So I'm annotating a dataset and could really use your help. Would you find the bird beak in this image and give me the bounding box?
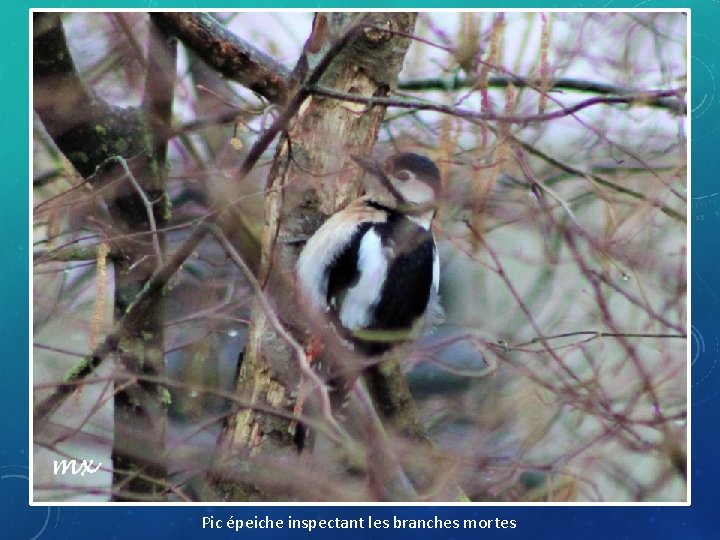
[351,155,385,178]
[351,154,405,203]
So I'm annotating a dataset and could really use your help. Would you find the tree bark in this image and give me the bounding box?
[151,12,291,104]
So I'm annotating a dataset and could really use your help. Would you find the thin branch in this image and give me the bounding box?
[465,220,588,394]
[398,76,686,114]
[310,84,685,125]
[508,330,686,350]
[111,13,149,69]
[33,245,112,263]
[590,270,686,334]
[111,156,164,268]
[351,382,418,501]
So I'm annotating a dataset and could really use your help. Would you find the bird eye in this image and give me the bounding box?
[395,170,411,182]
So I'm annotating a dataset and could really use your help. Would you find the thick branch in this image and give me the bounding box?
[110,18,178,502]
[143,21,177,167]
[33,13,148,179]
[151,12,292,104]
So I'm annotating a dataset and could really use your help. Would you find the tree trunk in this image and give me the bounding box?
[33,13,175,502]
[214,12,417,501]
[110,19,176,502]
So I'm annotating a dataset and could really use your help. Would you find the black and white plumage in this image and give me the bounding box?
[296,152,443,355]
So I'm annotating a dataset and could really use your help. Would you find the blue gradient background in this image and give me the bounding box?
[9,2,716,538]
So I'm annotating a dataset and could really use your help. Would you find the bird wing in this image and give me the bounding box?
[326,213,437,353]
[368,218,436,332]
[296,199,388,312]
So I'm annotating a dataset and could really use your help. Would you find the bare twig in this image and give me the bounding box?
[352,382,418,501]
[110,156,164,268]
[507,330,686,350]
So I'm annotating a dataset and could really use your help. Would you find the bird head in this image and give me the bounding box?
[352,152,441,217]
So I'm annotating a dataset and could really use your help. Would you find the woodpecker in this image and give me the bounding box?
[295,152,443,356]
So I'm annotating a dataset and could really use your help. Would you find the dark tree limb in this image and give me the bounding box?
[110,18,177,503]
[151,12,292,104]
[398,76,687,114]
[33,223,210,429]
[33,13,148,179]
[33,12,175,502]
